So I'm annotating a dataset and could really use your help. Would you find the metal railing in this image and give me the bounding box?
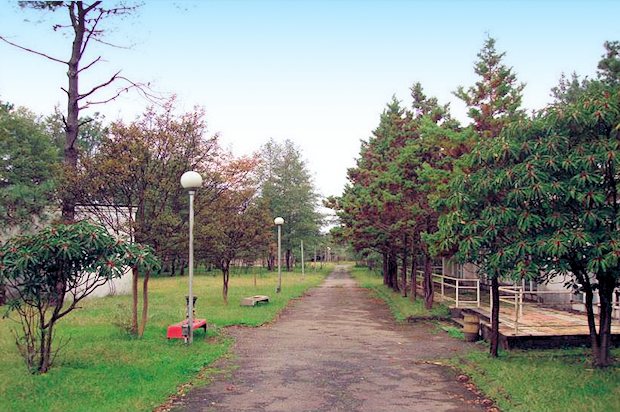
[494,285,620,334]
[494,286,523,334]
[415,270,480,308]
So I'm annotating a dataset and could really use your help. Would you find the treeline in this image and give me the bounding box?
[0,98,324,302]
[329,37,620,367]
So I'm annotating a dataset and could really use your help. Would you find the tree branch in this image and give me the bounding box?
[91,36,133,50]
[77,70,122,101]
[83,1,102,15]
[80,8,105,56]
[0,35,66,65]
[77,56,102,74]
[79,76,165,109]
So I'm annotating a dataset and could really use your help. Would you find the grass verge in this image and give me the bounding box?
[0,264,332,412]
[450,347,620,412]
[348,265,450,321]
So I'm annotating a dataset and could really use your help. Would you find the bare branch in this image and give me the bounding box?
[83,1,102,14]
[80,8,105,56]
[91,36,133,50]
[77,70,122,101]
[78,117,95,128]
[80,90,127,109]
[77,56,102,73]
[80,76,166,109]
[0,35,66,65]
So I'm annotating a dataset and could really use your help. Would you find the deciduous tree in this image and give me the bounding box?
[197,156,271,303]
[73,101,219,334]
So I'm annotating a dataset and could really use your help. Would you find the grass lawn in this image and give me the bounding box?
[451,347,620,412]
[0,264,332,412]
[349,265,450,321]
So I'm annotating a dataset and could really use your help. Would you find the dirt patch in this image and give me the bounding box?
[168,266,489,411]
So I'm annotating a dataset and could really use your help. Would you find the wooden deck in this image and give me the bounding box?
[451,302,620,349]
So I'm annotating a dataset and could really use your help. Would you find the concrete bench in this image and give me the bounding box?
[166,318,207,339]
[240,295,270,307]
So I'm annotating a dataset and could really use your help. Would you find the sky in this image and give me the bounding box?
[1,0,619,200]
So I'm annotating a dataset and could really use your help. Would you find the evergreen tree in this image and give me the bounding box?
[597,40,620,85]
[258,139,322,271]
[441,36,526,357]
[0,102,59,230]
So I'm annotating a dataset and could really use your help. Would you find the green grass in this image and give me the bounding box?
[450,348,620,412]
[349,265,450,321]
[0,265,332,412]
[440,324,465,340]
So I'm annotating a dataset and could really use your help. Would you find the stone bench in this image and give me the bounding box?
[240,295,270,307]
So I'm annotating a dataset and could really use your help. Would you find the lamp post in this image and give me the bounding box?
[181,170,202,344]
[274,217,284,293]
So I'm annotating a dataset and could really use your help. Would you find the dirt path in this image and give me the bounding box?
[171,266,486,412]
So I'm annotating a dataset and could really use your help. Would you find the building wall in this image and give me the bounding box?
[2,206,136,301]
[76,205,135,299]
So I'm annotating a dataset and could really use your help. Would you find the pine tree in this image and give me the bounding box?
[447,36,526,357]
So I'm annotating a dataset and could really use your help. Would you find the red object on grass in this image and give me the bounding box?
[166,319,207,339]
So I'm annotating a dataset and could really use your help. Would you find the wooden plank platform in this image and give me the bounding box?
[453,305,620,349]
[240,295,270,307]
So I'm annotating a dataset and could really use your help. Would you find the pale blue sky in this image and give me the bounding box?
[1,0,618,198]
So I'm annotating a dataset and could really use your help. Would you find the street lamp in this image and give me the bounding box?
[181,170,202,344]
[274,217,284,293]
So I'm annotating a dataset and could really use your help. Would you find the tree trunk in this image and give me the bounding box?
[388,252,399,292]
[382,252,389,285]
[38,326,47,373]
[222,261,230,305]
[490,276,500,357]
[0,283,5,305]
[131,266,139,335]
[595,275,615,367]
[39,319,55,373]
[411,251,417,301]
[401,234,408,297]
[267,253,274,271]
[61,3,88,223]
[423,253,433,309]
[138,270,150,337]
[285,249,292,271]
[574,267,600,363]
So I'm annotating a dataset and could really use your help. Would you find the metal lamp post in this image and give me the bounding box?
[181,170,203,344]
[274,217,284,293]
